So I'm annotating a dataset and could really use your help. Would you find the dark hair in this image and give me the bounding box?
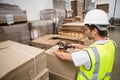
[85,24,107,37]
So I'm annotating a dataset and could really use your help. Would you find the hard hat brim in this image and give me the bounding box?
[95,24,107,31]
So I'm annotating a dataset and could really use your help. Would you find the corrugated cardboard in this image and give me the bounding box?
[0,23,30,45]
[31,34,93,51]
[61,22,84,32]
[0,40,47,80]
[49,71,75,80]
[45,45,78,80]
[31,35,60,50]
[77,0,83,17]
[0,48,33,78]
[32,68,49,80]
[53,0,66,10]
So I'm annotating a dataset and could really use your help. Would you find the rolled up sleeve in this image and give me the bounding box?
[72,50,90,67]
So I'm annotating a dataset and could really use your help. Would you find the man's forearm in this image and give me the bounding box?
[53,51,73,62]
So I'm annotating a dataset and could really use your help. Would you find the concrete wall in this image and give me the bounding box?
[0,0,53,21]
[95,0,120,19]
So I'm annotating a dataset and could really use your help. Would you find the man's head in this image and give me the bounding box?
[83,9,109,40]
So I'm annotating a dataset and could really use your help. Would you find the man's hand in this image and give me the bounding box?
[50,48,73,61]
[50,48,58,54]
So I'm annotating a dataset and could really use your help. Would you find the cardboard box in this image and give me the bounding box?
[77,0,83,17]
[0,40,47,80]
[0,23,30,45]
[49,71,76,80]
[32,68,49,80]
[45,45,78,80]
[0,43,34,80]
[7,40,47,74]
[31,35,60,50]
[53,0,66,10]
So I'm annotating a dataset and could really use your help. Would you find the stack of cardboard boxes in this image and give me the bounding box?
[58,22,85,38]
[31,35,60,50]
[0,40,48,80]
[0,23,30,45]
[0,3,30,45]
[0,3,27,25]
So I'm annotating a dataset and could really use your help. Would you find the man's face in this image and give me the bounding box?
[84,25,94,40]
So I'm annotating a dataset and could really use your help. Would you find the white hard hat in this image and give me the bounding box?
[84,9,109,25]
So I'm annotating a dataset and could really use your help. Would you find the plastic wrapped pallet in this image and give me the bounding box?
[0,40,47,80]
[53,0,66,10]
[29,20,54,39]
[53,0,72,10]
[84,0,95,11]
[56,9,66,23]
[40,9,66,34]
[40,9,65,23]
[40,9,56,20]
[0,3,27,25]
[53,0,73,18]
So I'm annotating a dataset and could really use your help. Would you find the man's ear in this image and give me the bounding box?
[93,28,98,34]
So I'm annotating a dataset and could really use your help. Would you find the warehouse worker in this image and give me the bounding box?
[51,9,116,80]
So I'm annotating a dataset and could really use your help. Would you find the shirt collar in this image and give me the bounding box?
[93,38,109,45]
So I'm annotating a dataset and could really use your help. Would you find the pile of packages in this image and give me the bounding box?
[0,3,27,25]
[0,40,48,80]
